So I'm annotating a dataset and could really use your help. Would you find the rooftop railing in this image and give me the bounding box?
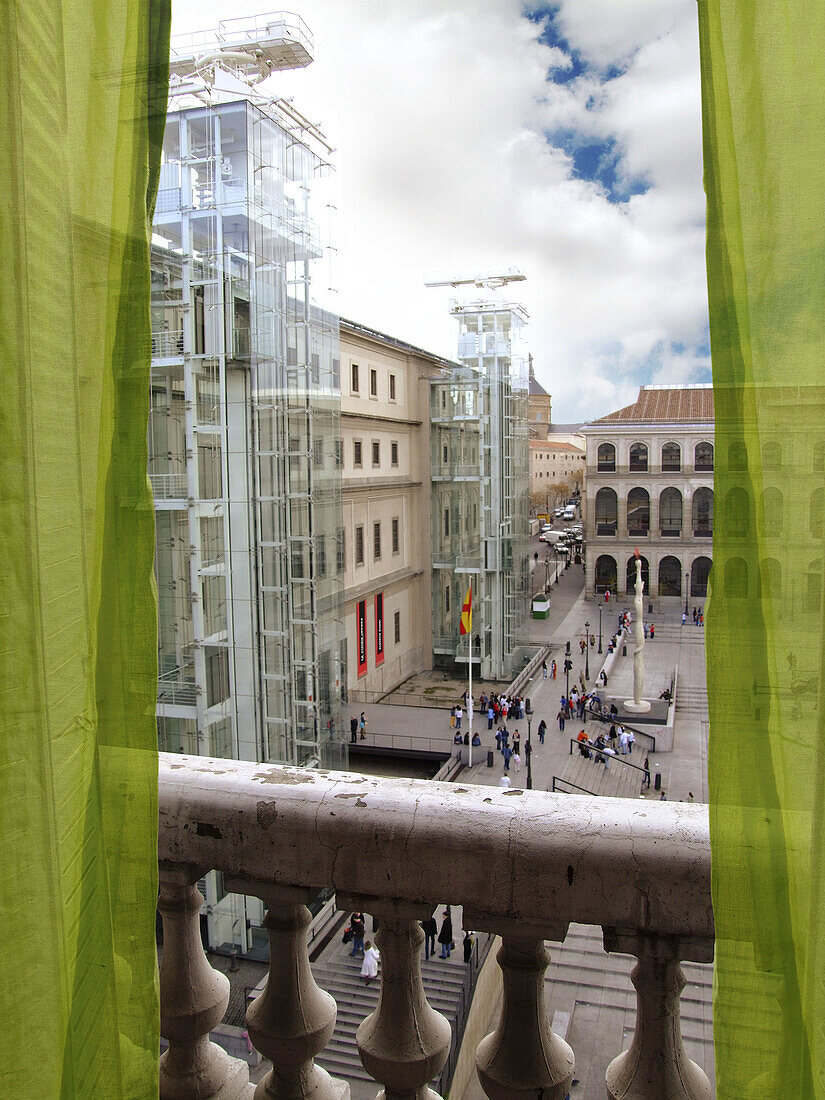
[158,753,714,1099]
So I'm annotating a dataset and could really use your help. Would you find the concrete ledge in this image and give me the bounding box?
[159,754,713,940]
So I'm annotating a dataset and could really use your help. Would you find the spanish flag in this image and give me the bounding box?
[459,581,472,636]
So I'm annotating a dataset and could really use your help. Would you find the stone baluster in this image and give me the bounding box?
[473,919,574,1100]
[226,880,349,1100]
[344,898,451,1100]
[603,930,713,1099]
[158,862,252,1099]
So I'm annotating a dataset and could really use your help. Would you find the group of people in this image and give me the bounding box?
[348,713,367,744]
[346,911,381,985]
[541,658,557,679]
[482,692,526,728]
[576,722,636,763]
[494,725,526,774]
[682,606,704,626]
[556,686,601,729]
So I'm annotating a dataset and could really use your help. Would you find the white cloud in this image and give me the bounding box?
[171,0,709,421]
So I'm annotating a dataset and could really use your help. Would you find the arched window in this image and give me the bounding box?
[762,442,781,471]
[629,442,648,472]
[595,487,618,536]
[728,441,748,471]
[695,442,714,471]
[660,487,683,537]
[693,488,713,537]
[595,555,617,594]
[661,442,681,472]
[627,488,650,536]
[691,556,712,597]
[724,557,748,598]
[810,488,825,538]
[626,555,649,595]
[725,488,749,538]
[597,442,616,472]
[761,487,783,535]
[759,558,782,599]
[658,556,682,596]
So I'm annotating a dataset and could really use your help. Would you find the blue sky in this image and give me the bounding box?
[173,0,711,422]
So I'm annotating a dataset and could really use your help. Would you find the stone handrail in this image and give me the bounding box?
[158,752,715,1099]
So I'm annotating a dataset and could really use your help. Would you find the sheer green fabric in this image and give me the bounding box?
[699,3,825,1096]
[0,2,169,1095]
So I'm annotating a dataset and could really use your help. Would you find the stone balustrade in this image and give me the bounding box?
[158,752,714,1099]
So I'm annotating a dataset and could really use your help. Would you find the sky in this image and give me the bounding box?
[171,0,711,422]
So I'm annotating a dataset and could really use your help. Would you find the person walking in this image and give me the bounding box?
[488,705,495,730]
[537,718,547,745]
[542,660,548,679]
[557,708,566,733]
[498,772,511,789]
[463,930,475,964]
[603,745,616,769]
[513,750,521,773]
[494,728,502,752]
[619,727,630,755]
[361,941,380,986]
[551,659,557,679]
[350,716,358,744]
[438,909,453,959]
[455,706,463,732]
[359,713,367,740]
[503,744,512,771]
[349,912,366,957]
[450,705,456,729]
[649,623,655,639]
[627,728,635,755]
[681,611,687,626]
[421,915,437,960]
[512,732,521,755]
[642,757,651,790]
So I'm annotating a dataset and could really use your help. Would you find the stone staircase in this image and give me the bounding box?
[557,748,643,798]
[312,947,470,1086]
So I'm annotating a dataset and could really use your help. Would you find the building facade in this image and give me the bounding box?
[528,360,552,436]
[530,439,586,506]
[582,385,714,600]
[431,301,531,680]
[149,16,345,953]
[339,320,455,698]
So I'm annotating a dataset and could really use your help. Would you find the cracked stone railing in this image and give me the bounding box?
[158,752,714,1100]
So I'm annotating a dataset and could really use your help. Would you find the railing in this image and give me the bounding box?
[434,932,495,1095]
[586,707,657,752]
[157,672,197,707]
[151,330,184,357]
[158,753,714,1100]
[150,472,188,500]
[569,737,648,773]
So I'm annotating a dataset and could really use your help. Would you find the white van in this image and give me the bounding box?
[563,505,576,521]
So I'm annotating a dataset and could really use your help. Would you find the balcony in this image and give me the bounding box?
[158,753,714,1100]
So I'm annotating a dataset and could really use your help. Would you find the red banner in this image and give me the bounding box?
[375,592,384,666]
[357,600,368,677]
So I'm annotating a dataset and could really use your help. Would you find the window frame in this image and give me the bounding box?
[353,439,363,468]
[355,524,364,566]
[369,368,378,398]
[373,520,381,560]
[372,440,380,467]
[351,362,359,393]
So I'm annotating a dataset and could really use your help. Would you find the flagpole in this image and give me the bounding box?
[468,614,473,767]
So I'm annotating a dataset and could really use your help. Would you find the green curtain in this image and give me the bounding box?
[0,2,169,1096]
[699,3,825,1096]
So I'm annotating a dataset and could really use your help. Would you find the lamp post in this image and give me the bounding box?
[598,604,603,654]
[685,571,690,616]
[526,715,533,790]
[565,640,571,702]
[584,621,590,681]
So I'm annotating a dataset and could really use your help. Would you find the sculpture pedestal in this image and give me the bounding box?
[623,699,651,714]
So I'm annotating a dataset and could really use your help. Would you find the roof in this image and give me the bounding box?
[590,386,714,425]
[530,440,584,453]
[340,317,460,371]
[529,374,550,398]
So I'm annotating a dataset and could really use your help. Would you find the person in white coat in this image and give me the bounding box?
[361,941,380,985]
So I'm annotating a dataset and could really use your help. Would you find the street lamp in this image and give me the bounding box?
[564,640,571,702]
[584,620,590,681]
[598,604,603,654]
[685,572,690,616]
[526,715,533,790]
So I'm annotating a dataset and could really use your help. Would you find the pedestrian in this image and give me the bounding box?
[438,908,453,958]
[699,610,704,626]
[557,709,566,732]
[512,732,521,755]
[421,915,437,959]
[349,912,365,956]
[619,727,630,755]
[681,612,687,626]
[643,623,648,639]
[542,660,548,679]
[551,659,557,679]
[627,729,635,755]
[359,713,367,740]
[513,751,521,773]
[350,716,358,744]
[503,745,512,771]
[450,705,456,728]
[499,772,511,789]
[361,941,380,985]
[605,588,610,603]
[649,624,654,639]
[455,706,463,731]
[463,930,475,964]
[488,705,495,729]
[642,757,651,790]
[603,745,616,769]
[537,718,547,745]
[580,638,586,655]
[495,728,502,752]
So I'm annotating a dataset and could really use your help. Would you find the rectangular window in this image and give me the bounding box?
[336,528,345,572]
[392,517,399,554]
[313,438,323,466]
[444,509,450,537]
[370,368,378,397]
[394,610,401,644]
[316,534,327,576]
[353,439,363,467]
[442,443,448,464]
[445,586,450,614]
[391,440,399,467]
[332,357,340,389]
[389,373,397,400]
[311,352,320,386]
[373,521,381,560]
[355,525,364,565]
[372,440,380,467]
[351,362,359,392]
[334,439,343,467]
[205,647,229,709]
